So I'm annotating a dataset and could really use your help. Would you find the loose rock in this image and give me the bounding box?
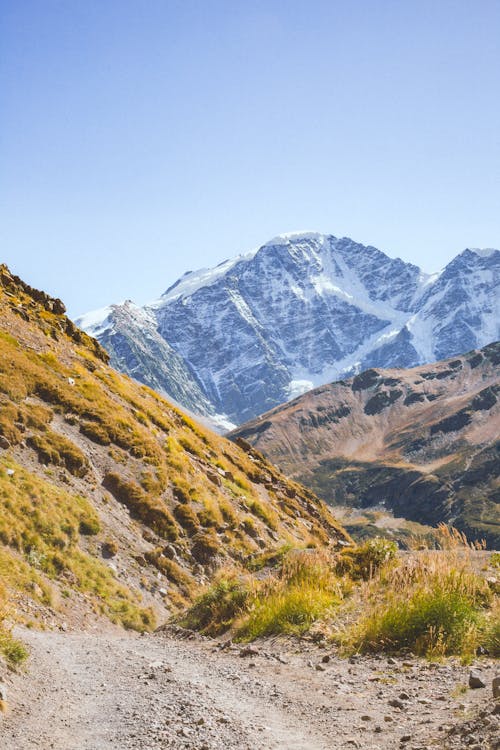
[469,670,486,689]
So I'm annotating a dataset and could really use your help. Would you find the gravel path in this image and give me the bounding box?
[1,628,498,749]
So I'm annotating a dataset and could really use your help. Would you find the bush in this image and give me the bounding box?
[238,549,344,640]
[179,575,252,636]
[344,537,492,659]
[348,578,482,657]
[335,537,397,580]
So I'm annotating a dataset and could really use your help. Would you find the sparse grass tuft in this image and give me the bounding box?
[0,580,28,667]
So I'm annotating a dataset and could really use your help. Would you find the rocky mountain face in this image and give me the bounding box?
[230,343,500,548]
[0,263,348,632]
[77,233,500,426]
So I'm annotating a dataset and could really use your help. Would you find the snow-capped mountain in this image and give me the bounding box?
[76,233,500,426]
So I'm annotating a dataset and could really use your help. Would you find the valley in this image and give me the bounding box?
[0,264,498,750]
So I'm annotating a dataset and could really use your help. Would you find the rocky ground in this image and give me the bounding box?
[0,626,498,750]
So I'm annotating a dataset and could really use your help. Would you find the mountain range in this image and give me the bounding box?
[77,232,500,426]
[231,343,500,547]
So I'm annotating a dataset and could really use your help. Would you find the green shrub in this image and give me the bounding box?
[344,545,492,658]
[179,575,251,636]
[336,537,398,580]
[237,585,338,641]
[238,549,343,641]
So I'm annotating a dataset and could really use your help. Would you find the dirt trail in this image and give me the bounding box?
[1,628,498,750]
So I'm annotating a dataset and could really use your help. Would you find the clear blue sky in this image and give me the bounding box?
[1,0,499,316]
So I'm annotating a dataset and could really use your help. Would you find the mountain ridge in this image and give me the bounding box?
[230,342,500,547]
[77,233,500,425]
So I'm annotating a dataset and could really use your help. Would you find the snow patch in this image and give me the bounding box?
[469,247,499,258]
[287,380,315,400]
[264,231,325,246]
[76,305,116,336]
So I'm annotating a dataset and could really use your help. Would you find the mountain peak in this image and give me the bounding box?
[77,232,500,425]
[467,247,499,258]
[263,231,327,246]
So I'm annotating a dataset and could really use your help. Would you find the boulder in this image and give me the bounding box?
[493,675,500,699]
[469,670,487,689]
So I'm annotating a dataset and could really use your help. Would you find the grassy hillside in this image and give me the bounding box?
[0,263,349,646]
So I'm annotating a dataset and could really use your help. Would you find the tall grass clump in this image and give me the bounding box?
[237,549,345,640]
[179,574,253,636]
[344,526,493,659]
[480,598,500,656]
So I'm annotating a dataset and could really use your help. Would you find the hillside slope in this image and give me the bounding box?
[231,344,500,547]
[0,263,348,639]
[78,233,499,425]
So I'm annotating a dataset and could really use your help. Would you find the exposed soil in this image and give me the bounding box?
[1,627,498,750]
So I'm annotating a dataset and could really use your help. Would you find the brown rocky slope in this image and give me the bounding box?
[231,344,500,547]
[0,263,349,637]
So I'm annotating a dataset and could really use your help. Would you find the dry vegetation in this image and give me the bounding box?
[180,527,499,660]
[0,263,349,640]
[0,457,155,631]
[0,578,28,669]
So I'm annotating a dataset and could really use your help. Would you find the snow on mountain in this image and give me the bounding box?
[77,234,500,427]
